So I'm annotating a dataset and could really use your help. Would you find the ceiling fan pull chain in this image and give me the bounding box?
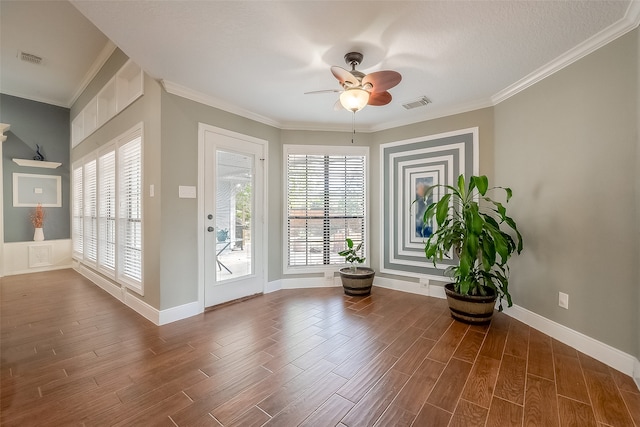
[351,112,356,144]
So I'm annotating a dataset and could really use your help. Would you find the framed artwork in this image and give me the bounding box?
[380,128,478,278]
[12,173,62,207]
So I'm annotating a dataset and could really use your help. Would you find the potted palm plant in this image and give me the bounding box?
[421,174,523,324]
[338,238,375,296]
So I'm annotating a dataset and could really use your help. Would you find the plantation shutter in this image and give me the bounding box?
[286,152,366,267]
[72,164,83,257]
[98,149,116,273]
[118,136,142,285]
[83,158,97,264]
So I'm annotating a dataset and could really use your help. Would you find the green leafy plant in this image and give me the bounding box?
[338,238,365,272]
[421,174,523,310]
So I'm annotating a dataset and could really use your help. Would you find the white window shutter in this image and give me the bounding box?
[118,136,142,285]
[98,149,116,273]
[72,165,84,257]
[83,158,97,264]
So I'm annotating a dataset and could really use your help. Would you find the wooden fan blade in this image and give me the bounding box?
[331,66,359,88]
[304,89,342,95]
[368,91,392,106]
[362,70,402,93]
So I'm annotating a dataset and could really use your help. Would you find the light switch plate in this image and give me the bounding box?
[178,185,196,199]
[559,292,569,309]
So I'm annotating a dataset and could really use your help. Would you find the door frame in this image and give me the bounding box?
[197,123,268,311]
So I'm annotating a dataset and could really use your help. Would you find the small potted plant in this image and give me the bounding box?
[338,238,375,296]
[31,203,45,241]
[421,174,523,323]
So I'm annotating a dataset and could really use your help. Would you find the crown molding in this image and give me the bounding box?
[161,80,282,129]
[68,40,117,108]
[492,4,640,105]
[0,89,69,108]
[369,98,494,133]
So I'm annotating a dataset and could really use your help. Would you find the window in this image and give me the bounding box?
[83,158,97,264]
[98,147,116,273]
[71,123,143,294]
[119,135,142,285]
[72,164,83,258]
[285,145,368,272]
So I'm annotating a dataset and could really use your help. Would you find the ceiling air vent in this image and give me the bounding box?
[19,51,43,65]
[402,96,431,110]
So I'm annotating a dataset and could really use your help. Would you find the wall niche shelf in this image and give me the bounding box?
[13,159,62,169]
[71,59,144,148]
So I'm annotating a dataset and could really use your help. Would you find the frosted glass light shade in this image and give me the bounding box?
[340,88,370,112]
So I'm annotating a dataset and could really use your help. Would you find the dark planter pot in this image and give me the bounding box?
[444,283,497,324]
[339,267,375,296]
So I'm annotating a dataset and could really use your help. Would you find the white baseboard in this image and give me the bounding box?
[503,303,639,380]
[75,263,158,324]
[265,279,282,293]
[76,263,203,326]
[158,301,202,325]
[373,275,447,299]
[76,263,122,301]
[125,292,161,325]
[277,276,342,290]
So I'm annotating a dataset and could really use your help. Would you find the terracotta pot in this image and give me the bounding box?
[444,283,497,324]
[339,267,375,296]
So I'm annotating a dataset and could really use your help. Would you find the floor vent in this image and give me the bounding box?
[402,96,431,110]
[19,51,43,65]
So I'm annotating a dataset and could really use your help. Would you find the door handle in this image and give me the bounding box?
[207,226,214,232]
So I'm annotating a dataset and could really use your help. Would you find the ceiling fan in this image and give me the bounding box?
[307,52,402,113]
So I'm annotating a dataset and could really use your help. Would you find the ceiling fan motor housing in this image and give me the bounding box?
[344,52,364,67]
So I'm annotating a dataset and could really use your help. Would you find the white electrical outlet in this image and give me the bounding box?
[559,292,569,309]
[419,278,429,289]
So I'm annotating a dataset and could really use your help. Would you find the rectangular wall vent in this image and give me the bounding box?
[19,51,43,65]
[402,96,432,110]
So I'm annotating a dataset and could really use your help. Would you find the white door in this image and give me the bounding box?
[203,128,265,307]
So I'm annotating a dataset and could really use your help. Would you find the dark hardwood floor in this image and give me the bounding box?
[1,269,639,426]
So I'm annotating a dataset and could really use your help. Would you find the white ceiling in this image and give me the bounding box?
[2,1,639,132]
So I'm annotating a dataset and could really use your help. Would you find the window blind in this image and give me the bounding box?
[98,149,116,273]
[286,152,366,267]
[119,136,142,284]
[72,165,83,257]
[83,158,97,264]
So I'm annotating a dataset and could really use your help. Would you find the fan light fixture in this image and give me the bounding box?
[339,88,370,112]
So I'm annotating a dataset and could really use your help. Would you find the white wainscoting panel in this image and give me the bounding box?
[3,239,72,276]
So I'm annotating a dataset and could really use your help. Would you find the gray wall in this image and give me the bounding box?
[494,29,639,357]
[158,91,281,309]
[1,94,70,242]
